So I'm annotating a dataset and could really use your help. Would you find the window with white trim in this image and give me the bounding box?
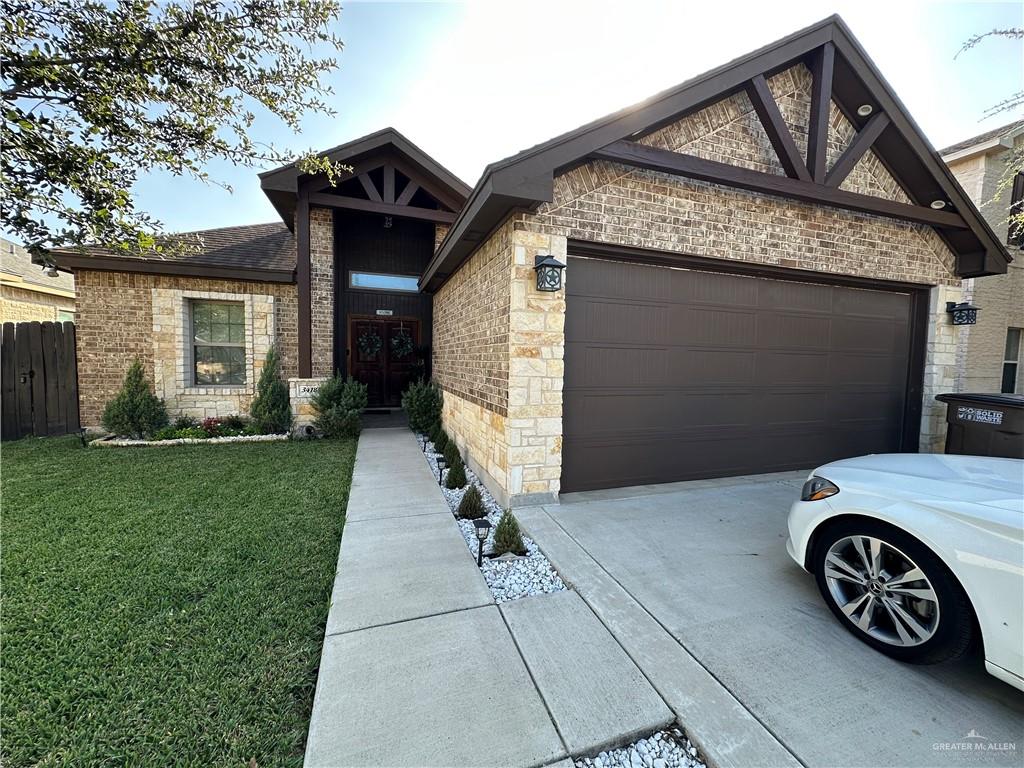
[1002,328,1022,394]
[191,300,245,385]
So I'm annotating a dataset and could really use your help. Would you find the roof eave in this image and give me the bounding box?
[49,251,296,284]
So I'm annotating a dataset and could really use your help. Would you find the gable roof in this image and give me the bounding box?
[940,120,1024,160]
[50,222,295,283]
[260,127,471,227]
[2,237,75,293]
[422,14,1011,290]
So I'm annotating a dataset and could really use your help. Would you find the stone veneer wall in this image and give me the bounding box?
[74,270,297,426]
[434,64,970,501]
[0,284,75,323]
[310,207,335,377]
[151,287,275,420]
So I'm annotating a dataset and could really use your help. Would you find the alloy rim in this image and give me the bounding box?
[824,535,940,647]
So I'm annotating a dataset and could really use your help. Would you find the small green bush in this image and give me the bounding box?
[444,457,467,489]
[402,380,442,434]
[101,359,169,438]
[443,439,461,467]
[173,414,199,430]
[457,484,486,519]
[151,426,179,441]
[492,510,526,557]
[221,414,247,430]
[250,346,291,434]
[315,406,362,439]
[177,427,209,440]
[433,429,449,454]
[312,375,367,438]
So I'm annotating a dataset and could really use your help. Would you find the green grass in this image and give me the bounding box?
[1,436,356,767]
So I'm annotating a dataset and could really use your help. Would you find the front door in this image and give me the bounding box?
[348,317,420,407]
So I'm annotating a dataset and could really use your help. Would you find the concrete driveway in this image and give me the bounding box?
[531,472,1024,768]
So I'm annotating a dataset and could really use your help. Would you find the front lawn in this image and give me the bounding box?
[1,436,356,767]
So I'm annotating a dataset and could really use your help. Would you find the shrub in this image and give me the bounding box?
[176,426,209,440]
[432,429,449,454]
[444,457,467,489]
[315,406,362,439]
[173,414,199,430]
[101,359,169,438]
[402,380,442,434]
[249,345,292,434]
[201,417,222,437]
[312,375,367,438]
[221,414,247,430]
[457,484,486,519]
[492,510,526,557]
[443,439,461,467]
[151,426,179,441]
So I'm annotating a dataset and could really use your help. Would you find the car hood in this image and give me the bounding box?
[812,454,1024,512]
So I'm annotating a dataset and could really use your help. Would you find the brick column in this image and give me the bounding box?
[309,207,335,377]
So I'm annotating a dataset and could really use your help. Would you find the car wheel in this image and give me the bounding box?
[811,518,974,664]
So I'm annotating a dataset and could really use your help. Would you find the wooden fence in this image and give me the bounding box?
[1,321,80,441]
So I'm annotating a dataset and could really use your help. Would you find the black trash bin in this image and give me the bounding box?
[935,393,1024,459]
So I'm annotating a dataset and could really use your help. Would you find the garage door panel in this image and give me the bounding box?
[757,312,832,348]
[563,255,917,492]
[565,391,760,434]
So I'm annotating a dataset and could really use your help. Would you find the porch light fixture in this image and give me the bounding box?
[857,104,873,117]
[534,254,566,292]
[473,518,492,567]
[946,301,979,326]
[930,200,947,210]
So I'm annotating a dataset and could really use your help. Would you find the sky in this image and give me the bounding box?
[23,0,1024,239]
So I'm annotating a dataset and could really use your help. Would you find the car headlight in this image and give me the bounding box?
[801,476,839,501]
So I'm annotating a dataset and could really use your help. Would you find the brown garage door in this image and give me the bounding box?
[563,255,921,492]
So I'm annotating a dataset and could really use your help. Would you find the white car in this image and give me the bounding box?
[786,453,1024,691]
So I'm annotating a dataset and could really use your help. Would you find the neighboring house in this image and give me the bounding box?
[51,16,1010,506]
[1,237,76,324]
[940,121,1024,394]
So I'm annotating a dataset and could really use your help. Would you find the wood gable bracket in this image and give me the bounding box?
[304,159,459,225]
[592,44,965,231]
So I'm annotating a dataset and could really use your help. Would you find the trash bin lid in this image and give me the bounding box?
[936,392,1024,408]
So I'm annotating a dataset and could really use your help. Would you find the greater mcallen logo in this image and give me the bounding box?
[933,729,1018,753]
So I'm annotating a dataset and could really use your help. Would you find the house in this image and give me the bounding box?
[51,15,1011,506]
[940,121,1024,394]
[1,237,75,324]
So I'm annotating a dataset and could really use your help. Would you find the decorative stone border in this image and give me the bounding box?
[416,432,566,602]
[90,433,289,448]
[574,727,705,768]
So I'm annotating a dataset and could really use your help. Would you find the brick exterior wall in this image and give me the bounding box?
[0,284,75,323]
[947,138,1024,394]
[434,63,967,503]
[310,207,335,377]
[75,270,297,427]
[432,219,513,415]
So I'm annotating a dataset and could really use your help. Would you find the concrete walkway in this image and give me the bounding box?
[305,429,680,767]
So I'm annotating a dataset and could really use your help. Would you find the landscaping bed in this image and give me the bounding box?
[575,727,706,768]
[1,435,356,767]
[417,433,566,602]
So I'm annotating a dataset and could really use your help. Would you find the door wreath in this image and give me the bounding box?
[357,330,383,358]
[390,329,414,359]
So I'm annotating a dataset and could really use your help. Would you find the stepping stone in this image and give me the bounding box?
[306,606,566,767]
[500,589,674,755]
[327,513,492,634]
